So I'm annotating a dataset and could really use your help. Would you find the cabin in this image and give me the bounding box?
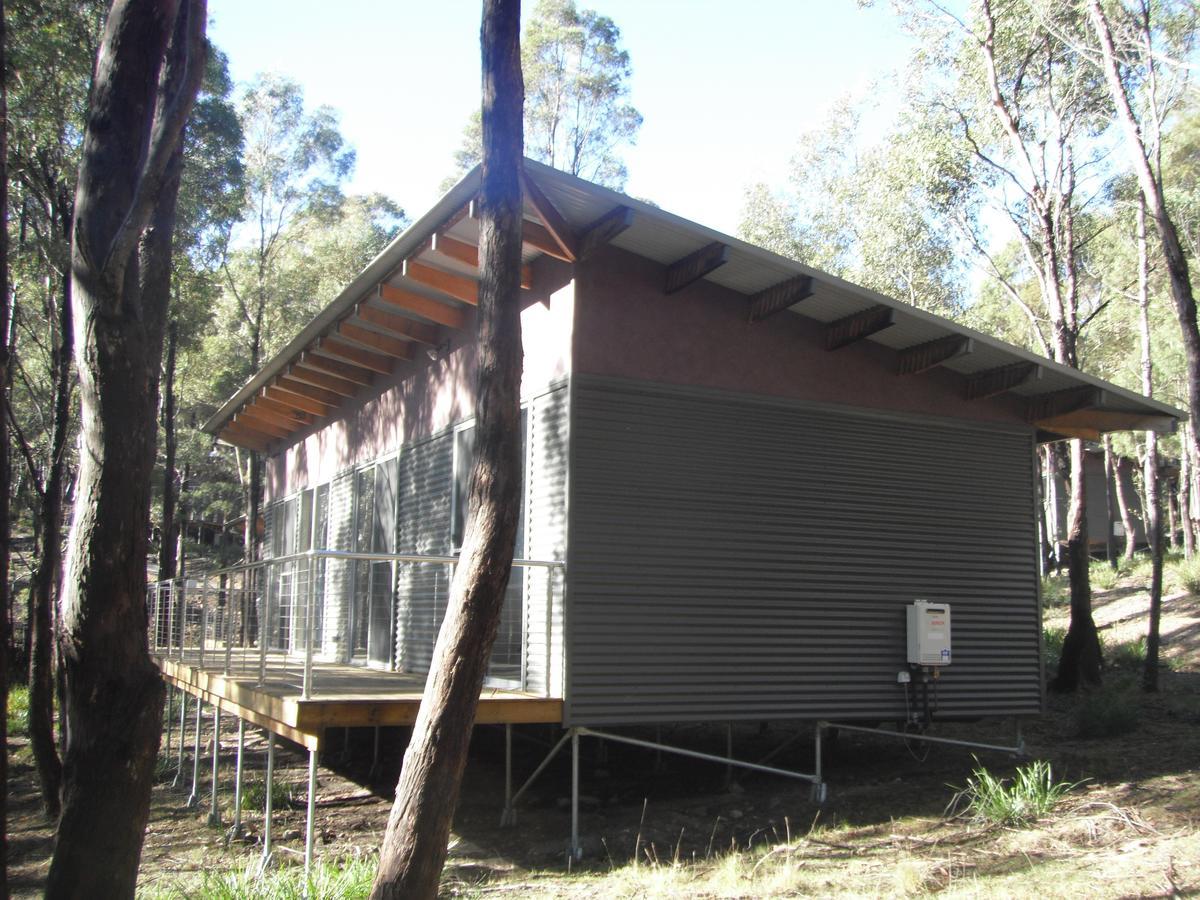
[154,160,1178,865]
[201,157,1181,722]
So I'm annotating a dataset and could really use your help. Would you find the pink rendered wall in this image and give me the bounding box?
[265,258,575,501]
[571,245,1028,427]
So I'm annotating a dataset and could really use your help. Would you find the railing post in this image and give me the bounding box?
[302,551,316,699]
[258,562,270,687]
[198,605,207,670]
[168,582,178,659]
[545,565,554,698]
[224,574,233,675]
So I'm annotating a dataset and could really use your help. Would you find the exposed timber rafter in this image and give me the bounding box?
[896,335,974,376]
[824,305,895,351]
[220,425,270,452]
[338,321,415,360]
[273,376,344,409]
[318,338,394,376]
[377,283,468,329]
[426,233,533,289]
[233,411,292,439]
[301,350,374,386]
[520,167,578,261]
[747,275,813,323]
[287,363,360,397]
[665,242,730,295]
[1026,386,1106,423]
[402,259,479,305]
[965,362,1041,401]
[355,304,439,345]
[579,206,635,260]
[261,385,333,418]
[251,394,316,425]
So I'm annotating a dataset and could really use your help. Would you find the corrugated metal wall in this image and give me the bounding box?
[565,377,1041,726]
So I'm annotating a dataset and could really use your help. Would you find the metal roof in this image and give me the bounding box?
[204,159,1181,450]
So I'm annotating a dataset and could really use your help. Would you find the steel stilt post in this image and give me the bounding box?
[187,698,203,807]
[369,726,381,781]
[811,722,827,804]
[173,691,188,788]
[165,683,174,763]
[230,718,245,839]
[505,723,513,811]
[304,746,319,881]
[260,732,275,872]
[208,705,222,826]
[570,729,581,861]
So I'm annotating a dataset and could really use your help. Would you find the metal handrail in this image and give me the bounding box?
[147,548,564,700]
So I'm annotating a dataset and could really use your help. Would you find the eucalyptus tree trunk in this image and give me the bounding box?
[1089,0,1200,496]
[29,268,72,821]
[47,2,206,895]
[1103,435,1136,563]
[1055,438,1102,691]
[1182,424,1197,559]
[370,1,524,895]
[1112,458,1137,563]
[0,0,11,890]
[1136,201,1166,692]
[159,321,179,580]
[1103,437,1118,568]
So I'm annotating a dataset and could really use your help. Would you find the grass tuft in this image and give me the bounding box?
[149,855,376,899]
[1074,681,1140,738]
[7,684,29,738]
[1043,626,1066,677]
[951,760,1076,826]
[240,777,295,811]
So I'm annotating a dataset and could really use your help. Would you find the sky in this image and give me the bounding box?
[208,1,919,235]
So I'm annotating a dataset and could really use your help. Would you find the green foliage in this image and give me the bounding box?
[1169,555,1200,596]
[239,777,294,812]
[1042,626,1066,675]
[7,685,30,738]
[1041,574,1069,608]
[450,0,641,188]
[1090,560,1125,592]
[1107,636,1147,671]
[952,760,1076,826]
[1074,681,1140,739]
[739,93,967,318]
[151,855,376,899]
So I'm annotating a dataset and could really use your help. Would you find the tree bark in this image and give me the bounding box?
[1054,438,1103,691]
[0,0,11,889]
[1088,0,1200,491]
[47,3,205,896]
[28,270,72,821]
[1180,432,1195,558]
[370,1,524,896]
[1109,450,1137,563]
[1137,200,1166,691]
[159,321,178,580]
[1103,437,1118,568]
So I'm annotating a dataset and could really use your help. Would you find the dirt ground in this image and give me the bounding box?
[6,571,1200,898]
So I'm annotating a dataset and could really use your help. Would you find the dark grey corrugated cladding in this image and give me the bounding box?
[564,377,1040,727]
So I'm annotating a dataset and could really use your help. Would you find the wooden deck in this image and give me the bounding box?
[155,652,564,750]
